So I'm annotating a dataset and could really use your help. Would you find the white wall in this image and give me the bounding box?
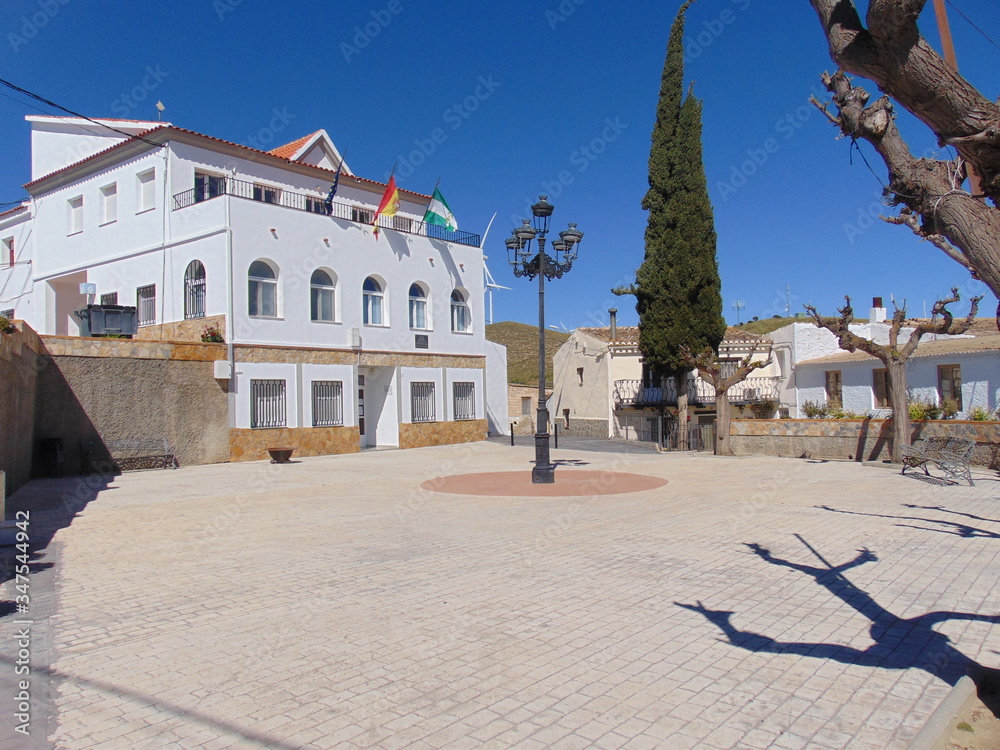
[796,350,1000,415]
[484,340,509,434]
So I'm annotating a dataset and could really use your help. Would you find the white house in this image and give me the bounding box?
[767,301,999,418]
[0,115,507,459]
[550,310,780,446]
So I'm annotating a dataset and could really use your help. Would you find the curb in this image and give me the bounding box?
[909,675,977,750]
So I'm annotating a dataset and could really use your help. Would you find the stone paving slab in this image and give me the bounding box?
[2,442,1000,749]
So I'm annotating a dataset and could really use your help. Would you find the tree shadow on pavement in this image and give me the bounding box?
[814,503,1000,539]
[677,535,1000,686]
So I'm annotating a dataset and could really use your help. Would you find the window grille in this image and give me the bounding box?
[251,379,286,428]
[136,284,156,326]
[184,260,206,319]
[100,292,118,306]
[411,382,436,423]
[312,381,344,427]
[453,382,475,420]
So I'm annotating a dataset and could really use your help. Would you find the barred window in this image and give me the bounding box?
[136,284,156,326]
[251,379,286,428]
[184,260,206,319]
[100,292,118,306]
[312,381,344,427]
[411,382,436,423]
[453,382,475,420]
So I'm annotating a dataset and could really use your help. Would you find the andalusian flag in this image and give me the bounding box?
[372,174,400,239]
[423,186,458,231]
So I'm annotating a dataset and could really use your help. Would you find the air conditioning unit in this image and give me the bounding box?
[75,304,138,337]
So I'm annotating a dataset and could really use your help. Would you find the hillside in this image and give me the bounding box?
[486,322,570,386]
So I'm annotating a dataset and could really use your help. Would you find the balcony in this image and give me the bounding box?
[172,177,482,247]
[613,376,780,408]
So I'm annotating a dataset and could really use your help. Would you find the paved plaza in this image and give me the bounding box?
[3,440,1000,749]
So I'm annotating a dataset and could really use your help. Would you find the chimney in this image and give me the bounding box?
[609,308,617,340]
[870,296,886,323]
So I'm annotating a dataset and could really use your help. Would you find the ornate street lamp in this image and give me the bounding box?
[506,196,583,483]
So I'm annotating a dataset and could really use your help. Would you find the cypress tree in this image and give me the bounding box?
[623,0,725,441]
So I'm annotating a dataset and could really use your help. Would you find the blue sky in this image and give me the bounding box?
[1,0,997,329]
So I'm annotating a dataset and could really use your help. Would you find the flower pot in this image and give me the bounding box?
[268,447,295,464]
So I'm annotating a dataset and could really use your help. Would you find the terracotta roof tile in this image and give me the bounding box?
[0,205,28,219]
[268,131,320,160]
[798,334,1000,365]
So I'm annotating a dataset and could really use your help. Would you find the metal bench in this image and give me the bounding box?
[900,436,975,486]
[106,438,178,472]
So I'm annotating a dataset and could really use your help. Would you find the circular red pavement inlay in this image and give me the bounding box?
[420,470,668,497]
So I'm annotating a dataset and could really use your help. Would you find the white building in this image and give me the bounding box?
[550,310,781,446]
[0,116,507,458]
[767,302,1000,418]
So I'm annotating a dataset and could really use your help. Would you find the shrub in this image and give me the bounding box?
[201,325,225,343]
[909,399,942,421]
[940,397,960,419]
[0,314,16,334]
[802,400,828,418]
[969,405,998,422]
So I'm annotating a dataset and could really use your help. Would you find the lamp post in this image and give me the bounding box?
[506,195,583,483]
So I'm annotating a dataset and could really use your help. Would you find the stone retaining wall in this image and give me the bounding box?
[731,419,1000,468]
[229,426,360,463]
[0,323,46,496]
[563,418,611,439]
[398,419,488,450]
[134,314,227,343]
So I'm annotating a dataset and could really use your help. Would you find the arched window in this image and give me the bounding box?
[248,260,277,317]
[451,289,470,332]
[408,283,428,330]
[184,260,206,319]
[362,276,384,326]
[310,269,336,322]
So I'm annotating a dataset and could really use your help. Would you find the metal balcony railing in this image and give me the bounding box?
[613,376,780,407]
[172,177,481,247]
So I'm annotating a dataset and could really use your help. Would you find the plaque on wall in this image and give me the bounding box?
[415,334,429,349]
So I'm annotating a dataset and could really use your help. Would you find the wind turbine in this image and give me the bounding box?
[479,211,510,324]
[483,260,510,325]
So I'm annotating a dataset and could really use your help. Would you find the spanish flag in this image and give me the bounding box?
[372,174,400,239]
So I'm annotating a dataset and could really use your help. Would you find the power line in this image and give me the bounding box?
[0,76,163,147]
[945,0,1000,55]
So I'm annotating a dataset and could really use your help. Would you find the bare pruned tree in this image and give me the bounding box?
[804,288,981,462]
[681,338,773,456]
[806,0,1000,320]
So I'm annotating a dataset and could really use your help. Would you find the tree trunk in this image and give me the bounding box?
[887,361,910,463]
[715,390,732,456]
[676,373,689,450]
